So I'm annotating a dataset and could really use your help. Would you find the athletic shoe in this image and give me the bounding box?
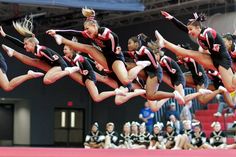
[115,88,126,96]
[218,86,227,93]
[54,34,63,45]
[199,88,213,94]
[64,66,80,74]
[155,30,164,48]
[27,70,44,78]
[173,90,185,105]
[213,112,222,117]
[136,61,151,68]
[2,44,14,57]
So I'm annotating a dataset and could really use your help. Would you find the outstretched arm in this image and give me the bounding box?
[0,26,25,48]
[161,11,188,33]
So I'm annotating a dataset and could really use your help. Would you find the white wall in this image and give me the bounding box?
[206,12,236,34]
[14,100,30,145]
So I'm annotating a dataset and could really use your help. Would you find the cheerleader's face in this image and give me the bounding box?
[128,39,138,51]
[166,126,173,133]
[84,23,98,39]
[187,25,201,38]
[223,38,232,51]
[24,40,35,52]
[214,125,221,132]
[107,125,114,132]
[63,45,73,58]
[183,123,191,130]
[91,125,98,132]
[123,125,131,133]
[194,126,201,133]
[153,127,160,134]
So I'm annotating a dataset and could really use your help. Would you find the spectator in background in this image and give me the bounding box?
[180,101,192,122]
[214,94,235,117]
[139,101,155,133]
[209,121,227,148]
[118,122,132,148]
[165,102,180,121]
[84,122,105,148]
[169,114,181,134]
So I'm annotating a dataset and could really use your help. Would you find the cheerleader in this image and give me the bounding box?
[127,35,185,104]
[209,121,227,149]
[156,11,236,92]
[0,51,44,91]
[53,45,125,102]
[148,122,165,149]
[46,8,150,87]
[191,122,212,149]
[118,122,132,149]
[177,120,195,150]
[84,122,105,148]
[104,122,119,149]
[222,33,236,71]
[207,69,236,108]
[135,123,151,149]
[0,18,79,85]
[177,43,227,105]
[163,121,179,149]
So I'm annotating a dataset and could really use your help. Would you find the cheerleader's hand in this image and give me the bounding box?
[46,29,56,36]
[161,11,173,20]
[115,46,122,54]
[0,26,6,37]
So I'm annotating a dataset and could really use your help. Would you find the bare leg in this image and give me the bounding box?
[60,37,109,69]
[149,98,170,112]
[115,88,146,105]
[85,79,116,102]
[0,69,43,92]
[11,50,51,72]
[43,66,70,84]
[155,30,216,70]
[69,73,84,86]
[145,76,175,100]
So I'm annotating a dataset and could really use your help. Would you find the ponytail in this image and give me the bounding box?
[187,12,207,28]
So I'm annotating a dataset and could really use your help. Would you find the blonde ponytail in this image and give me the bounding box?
[13,16,34,37]
[82,7,95,20]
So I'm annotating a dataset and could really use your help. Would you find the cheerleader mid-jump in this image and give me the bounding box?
[0,17,80,85]
[156,11,236,92]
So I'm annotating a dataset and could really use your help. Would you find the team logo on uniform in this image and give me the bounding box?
[52,55,59,60]
[213,44,220,52]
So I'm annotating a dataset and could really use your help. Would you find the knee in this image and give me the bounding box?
[2,86,13,92]
[120,79,131,86]
[43,78,54,85]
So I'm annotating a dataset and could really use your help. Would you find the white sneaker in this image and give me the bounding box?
[199,88,213,94]
[54,34,63,45]
[27,70,44,78]
[136,61,151,68]
[155,30,164,48]
[213,112,222,117]
[2,44,14,57]
[218,86,228,93]
[173,90,185,105]
[115,88,126,96]
[64,66,80,74]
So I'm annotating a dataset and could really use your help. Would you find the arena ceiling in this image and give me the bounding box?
[0,0,235,33]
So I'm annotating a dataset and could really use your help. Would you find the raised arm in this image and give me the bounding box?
[46,29,88,38]
[0,26,25,48]
[161,11,188,33]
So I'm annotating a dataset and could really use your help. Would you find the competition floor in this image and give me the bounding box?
[0,147,236,157]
